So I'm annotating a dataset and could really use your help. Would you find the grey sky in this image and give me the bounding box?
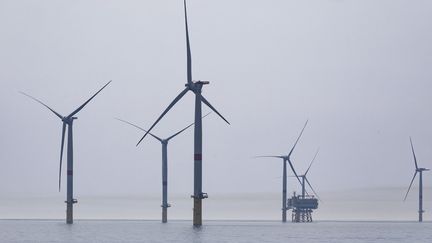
[0,0,431,201]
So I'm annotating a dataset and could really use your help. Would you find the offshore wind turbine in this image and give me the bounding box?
[297,149,320,200]
[135,0,230,226]
[20,81,111,224]
[116,112,210,223]
[403,137,430,222]
[256,120,308,222]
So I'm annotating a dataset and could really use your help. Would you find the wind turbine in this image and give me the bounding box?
[135,0,229,226]
[297,149,320,200]
[21,80,111,224]
[256,120,308,222]
[116,112,210,223]
[403,137,430,222]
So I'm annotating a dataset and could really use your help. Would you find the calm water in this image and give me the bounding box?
[1,220,431,243]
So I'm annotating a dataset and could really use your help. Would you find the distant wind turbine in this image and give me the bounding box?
[297,149,320,201]
[256,120,308,222]
[20,81,111,224]
[403,137,429,222]
[135,0,230,226]
[116,112,210,223]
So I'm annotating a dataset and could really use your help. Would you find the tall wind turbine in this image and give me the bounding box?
[135,0,229,226]
[256,120,308,222]
[297,149,320,200]
[403,137,430,222]
[21,81,111,224]
[116,113,210,223]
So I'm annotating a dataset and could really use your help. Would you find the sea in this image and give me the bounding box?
[1,220,431,243]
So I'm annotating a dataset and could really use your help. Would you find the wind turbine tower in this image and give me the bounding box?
[136,0,229,226]
[404,137,430,222]
[21,81,111,224]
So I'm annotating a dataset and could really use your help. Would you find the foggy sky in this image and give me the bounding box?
[1,0,431,203]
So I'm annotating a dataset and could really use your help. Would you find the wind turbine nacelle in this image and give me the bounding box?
[62,116,78,122]
[194,80,210,85]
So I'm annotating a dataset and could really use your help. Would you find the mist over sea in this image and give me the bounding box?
[1,187,431,221]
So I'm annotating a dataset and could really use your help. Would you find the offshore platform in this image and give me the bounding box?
[288,191,318,222]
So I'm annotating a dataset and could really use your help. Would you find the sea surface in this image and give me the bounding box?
[1,220,431,243]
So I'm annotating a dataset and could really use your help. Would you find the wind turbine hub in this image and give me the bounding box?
[186,81,206,93]
[62,116,78,123]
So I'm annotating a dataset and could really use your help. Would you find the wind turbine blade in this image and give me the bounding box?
[167,122,194,141]
[305,177,320,201]
[255,155,285,159]
[200,95,230,125]
[409,137,419,170]
[20,92,63,119]
[166,112,211,141]
[67,80,111,118]
[288,120,308,157]
[58,122,66,191]
[287,158,303,187]
[136,87,189,146]
[305,148,320,176]
[403,171,418,201]
[115,118,162,142]
[184,0,192,84]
